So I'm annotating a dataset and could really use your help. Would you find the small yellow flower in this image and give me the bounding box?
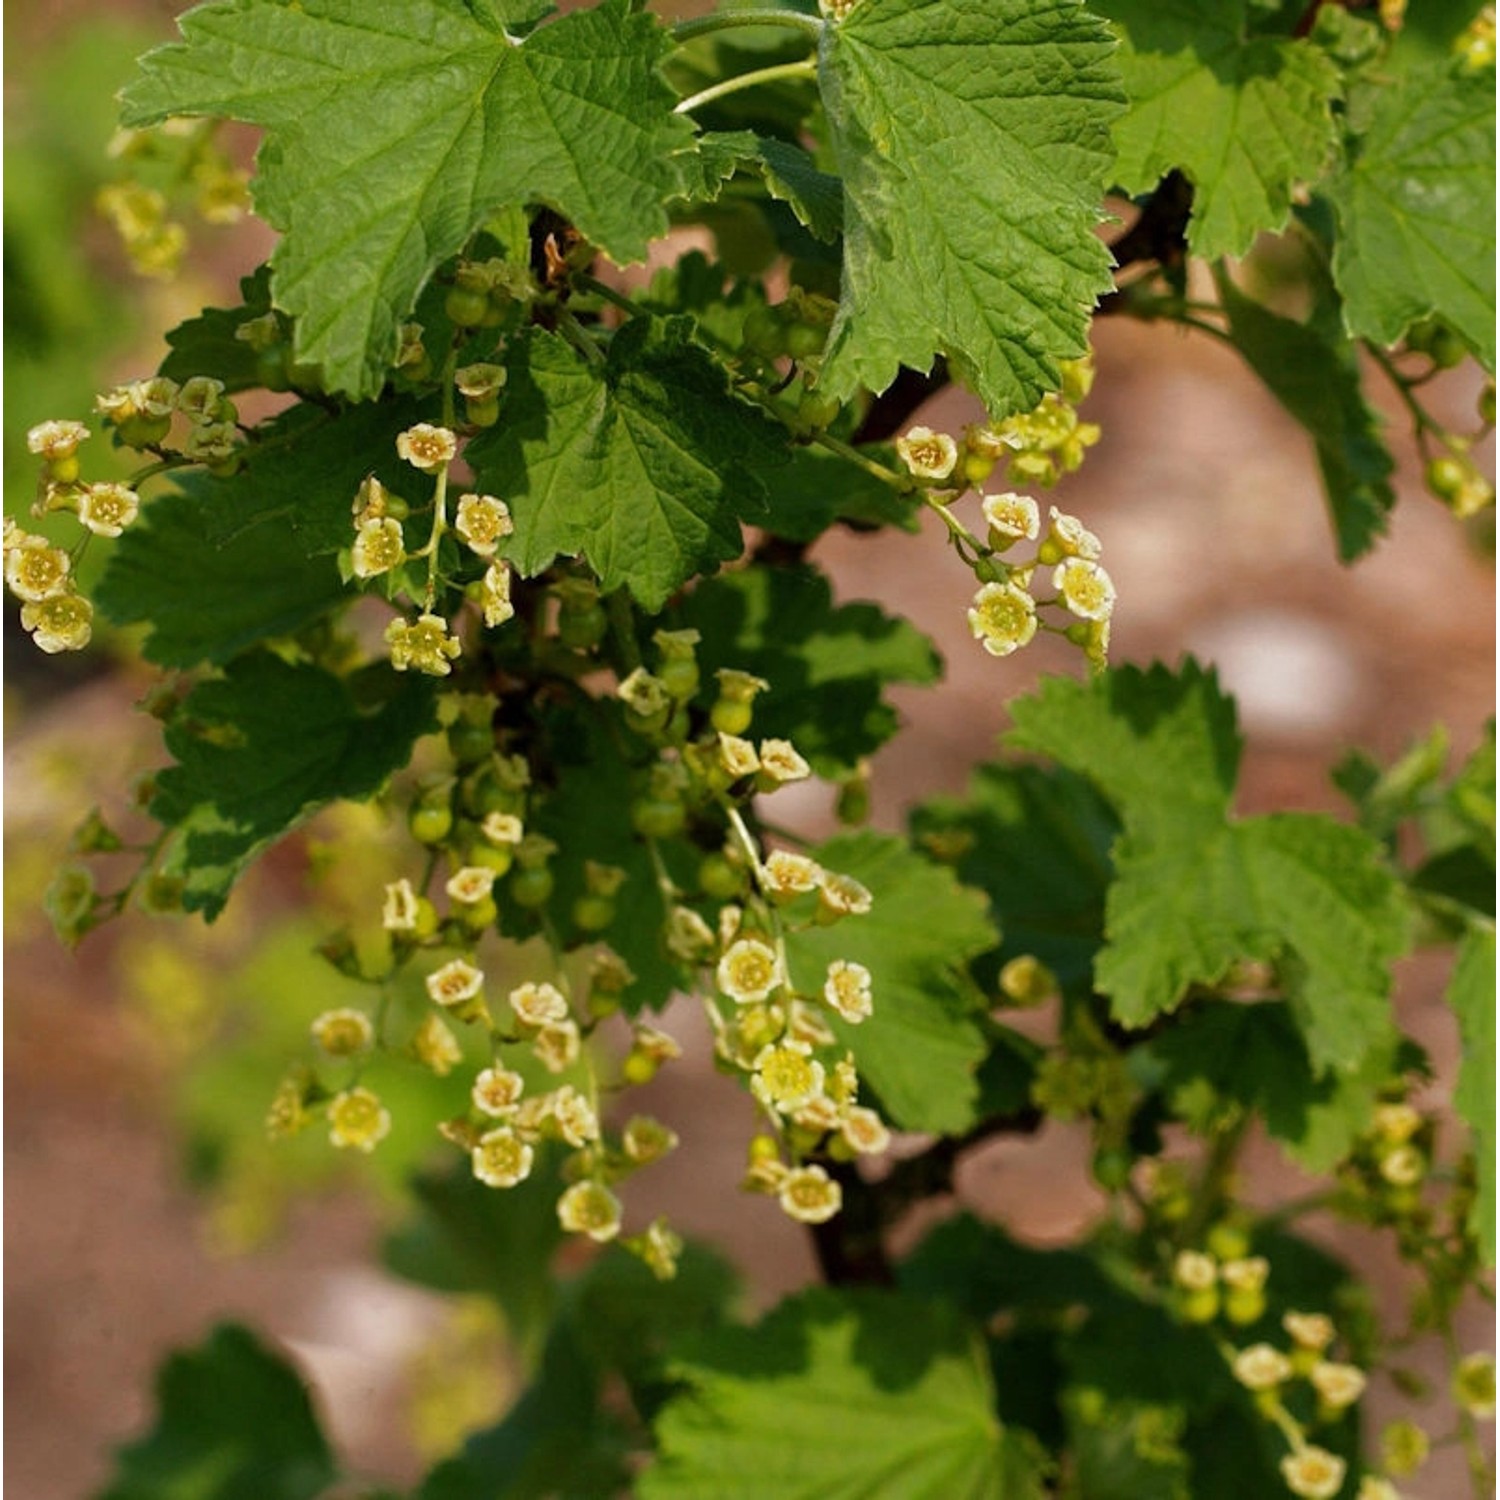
[980,491,1040,547]
[1357,1479,1401,1500]
[1054,557,1116,622]
[472,1127,534,1188]
[481,811,524,846]
[266,1074,310,1139]
[130,376,180,419]
[786,999,836,1049]
[1454,1352,1496,1419]
[1220,1256,1269,1293]
[387,612,462,676]
[714,668,770,705]
[472,1066,525,1117]
[427,958,485,1008]
[383,877,420,931]
[1283,1311,1336,1351]
[27,419,91,461]
[1173,1250,1218,1292]
[1381,1419,1429,1477]
[1280,1447,1347,1500]
[632,1026,683,1064]
[22,593,93,654]
[409,1014,463,1076]
[352,516,405,578]
[816,871,873,920]
[177,376,227,422]
[78,482,141,537]
[1043,504,1102,561]
[328,1087,392,1152]
[454,493,513,558]
[998,954,1058,1006]
[636,1217,682,1280]
[967,581,1037,658]
[1372,1102,1422,1143]
[1232,1343,1292,1391]
[455,363,507,402]
[618,666,670,718]
[717,937,782,1004]
[778,1163,842,1223]
[509,981,569,1028]
[717,732,761,779]
[623,1115,679,1165]
[758,739,811,784]
[397,422,458,474]
[446,865,497,905]
[896,425,958,481]
[481,562,515,628]
[557,1180,623,1241]
[763,850,821,898]
[311,1007,374,1058]
[666,906,716,962]
[752,1040,825,1114]
[792,1093,842,1133]
[840,1105,891,1156]
[1379,1144,1425,1186]
[6,538,72,603]
[352,474,392,524]
[551,1087,601,1147]
[1310,1361,1367,1410]
[533,1019,581,1075]
[822,959,874,1024]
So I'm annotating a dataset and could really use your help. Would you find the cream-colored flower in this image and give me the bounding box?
[758,739,811,784]
[383,878,420,931]
[177,375,227,422]
[1356,1479,1401,1500]
[980,491,1041,546]
[1045,505,1102,560]
[352,516,405,578]
[751,1040,825,1114]
[763,850,821,898]
[1173,1250,1218,1292]
[184,421,239,463]
[1379,1143,1425,1186]
[786,999,836,1049]
[557,1180,623,1241]
[717,937,782,1004]
[714,667,771,705]
[841,1105,891,1156]
[396,422,457,473]
[1283,1311,1336,1352]
[454,493,513,557]
[1054,557,1116,622]
[446,865,497,905]
[481,811,524,846]
[352,474,392,524]
[823,959,873,1024]
[22,593,92,654]
[548,1085,600,1147]
[632,1026,683,1064]
[387,612,461,676]
[896,425,958,480]
[636,1217,682,1280]
[533,1019,581,1075]
[1232,1343,1293,1391]
[311,1007,374,1058]
[1310,1361,1367,1410]
[78,482,140,537]
[717,732,760,779]
[967,581,1037,657]
[409,1014,462,1076]
[1280,1447,1347,1500]
[1372,1102,1422,1143]
[480,561,515,628]
[471,1066,525,1117]
[666,906,716,962]
[509,981,569,1028]
[623,1115,679,1165]
[778,1164,842,1223]
[328,1087,391,1152]
[1220,1256,1269,1293]
[427,958,485,1008]
[618,666,669,718]
[791,1093,842,1133]
[6,537,72,602]
[817,871,874,920]
[27,419,91,460]
[472,1126,534,1187]
[455,363,507,401]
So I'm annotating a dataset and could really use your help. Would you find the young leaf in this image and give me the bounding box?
[679,132,844,243]
[121,0,694,397]
[1215,271,1396,561]
[1329,61,1496,368]
[1096,0,1341,259]
[1449,922,1496,1259]
[640,1287,1047,1500]
[817,0,1124,417]
[467,318,786,610]
[95,484,346,669]
[673,563,941,775]
[97,1323,336,1500]
[153,655,437,918]
[784,832,997,1134]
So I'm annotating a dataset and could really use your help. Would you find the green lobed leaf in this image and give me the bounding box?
[1216,270,1395,561]
[159,266,273,392]
[467,318,786,610]
[95,482,346,668]
[816,0,1124,417]
[1009,664,1410,1070]
[673,563,941,775]
[96,1323,336,1500]
[1329,60,1496,368]
[1096,0,1341,259]
[640,1287,1046,1500]
[784,831,997,1134]
[754,442,920,542]
[122,0,695,397]
[1449,922,1496,1260]
[153,654,437,918]
[679,131,844,243]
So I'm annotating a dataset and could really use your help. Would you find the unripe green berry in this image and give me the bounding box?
[658,656,700,702]
[465,395,500,428]
[1426,456,1468,501]
[1205,1221,1251,1262]
[963,451,995,487]
[509,864,554,909]
[743,305,786,359]
[1180,1287,1221,1325]
[572,894,616,932]
[412,897,440,939]
[448,721,494,766]
[465,842,515,877]
[458,895,498,933]
[445,285,490,327]
[1224,1287,1266,1327]
[255,346,291,392]
[622,1051,658,1086]
[46,454,81,485]
[631,796,686,840]
[557,603,607,651]
[710,699,753,737]
[797,386,841,431]
[119,413,172,450]
[698,852,744,900]
[786,320,827,361]
[409,803,453,846]
[1091,1146,1133,1191]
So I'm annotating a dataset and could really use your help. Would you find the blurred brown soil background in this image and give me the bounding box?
[4,7,1495,1496]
